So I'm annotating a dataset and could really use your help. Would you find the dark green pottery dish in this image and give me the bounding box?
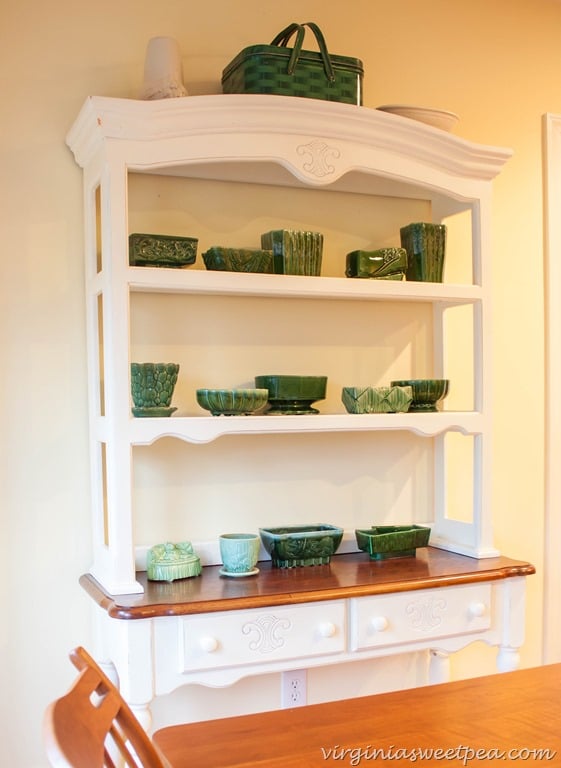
[355,525,431,560]
[259,524,344,568]
[255,374,327,414]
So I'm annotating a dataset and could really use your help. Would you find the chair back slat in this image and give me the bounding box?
[44,646,167,768]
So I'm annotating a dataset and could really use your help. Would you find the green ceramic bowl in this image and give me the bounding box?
[254,375,328,415]
[390,379,449,412]
[196,388,269,416]
[259,524,344,568]
[355,525,431,560]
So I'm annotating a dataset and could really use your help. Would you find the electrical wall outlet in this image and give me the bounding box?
[281,669,307,708]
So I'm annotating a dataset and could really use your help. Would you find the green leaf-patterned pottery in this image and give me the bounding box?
[259,524,344,568]
[342,385,413,414]
[219,533,260,576]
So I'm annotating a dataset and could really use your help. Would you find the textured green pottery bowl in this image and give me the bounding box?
[196,388,269,416]
[254,375,328,414]
[342,385,413,414]
[131,362,180,417]
[129,233,198,268]
[355,525,431,560]
[259,525,344,568]
[390,379,449,412]
[202,247,273,273]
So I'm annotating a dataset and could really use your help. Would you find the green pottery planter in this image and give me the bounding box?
[355,525,431,560]
[131,362,179,417]
[259,524,344,568]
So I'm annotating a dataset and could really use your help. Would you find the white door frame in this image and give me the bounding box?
[543,112,561,662]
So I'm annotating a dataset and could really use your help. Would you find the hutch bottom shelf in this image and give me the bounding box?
[81,548,534,730]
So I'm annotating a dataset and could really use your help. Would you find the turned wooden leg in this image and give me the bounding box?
[429,649,451,684]
[497,645,520,672]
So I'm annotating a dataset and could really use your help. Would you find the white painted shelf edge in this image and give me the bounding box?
[126,411,485,445]
[123,268,482,304]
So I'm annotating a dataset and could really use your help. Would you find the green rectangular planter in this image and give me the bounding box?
[355,525,431,560]
[259,524,343,568]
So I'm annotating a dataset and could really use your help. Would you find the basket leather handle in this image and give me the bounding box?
[270,22,335,82]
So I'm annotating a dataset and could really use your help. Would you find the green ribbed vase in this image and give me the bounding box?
[400,222,446,283]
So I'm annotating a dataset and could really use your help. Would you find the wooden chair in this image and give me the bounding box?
[43,646,167,768]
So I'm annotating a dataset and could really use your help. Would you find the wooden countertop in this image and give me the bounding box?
[152,663,561,767]
[80,548,535,620]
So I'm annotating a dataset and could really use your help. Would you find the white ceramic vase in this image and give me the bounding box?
[141,36,187,100]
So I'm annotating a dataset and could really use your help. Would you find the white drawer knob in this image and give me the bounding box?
[318,621,337,638]
[371,616,389,632]
[469,602,486,618]
[200,635,219,653]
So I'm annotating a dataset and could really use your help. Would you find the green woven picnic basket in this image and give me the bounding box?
[221,22,364,105]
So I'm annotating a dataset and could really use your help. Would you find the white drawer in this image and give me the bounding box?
[179,601,346,672]
[350,584,491,651]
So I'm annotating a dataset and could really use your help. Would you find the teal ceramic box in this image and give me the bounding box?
[146,541,202,581]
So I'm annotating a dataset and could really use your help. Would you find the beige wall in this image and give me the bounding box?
[1,0,559,764]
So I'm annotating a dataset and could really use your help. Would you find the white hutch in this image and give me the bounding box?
[66,94,534,729]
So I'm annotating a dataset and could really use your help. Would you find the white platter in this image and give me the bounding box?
[377,104,459,132]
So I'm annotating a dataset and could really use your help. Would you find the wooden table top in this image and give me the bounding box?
[153,663,561,767]
[80,548,535,619]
